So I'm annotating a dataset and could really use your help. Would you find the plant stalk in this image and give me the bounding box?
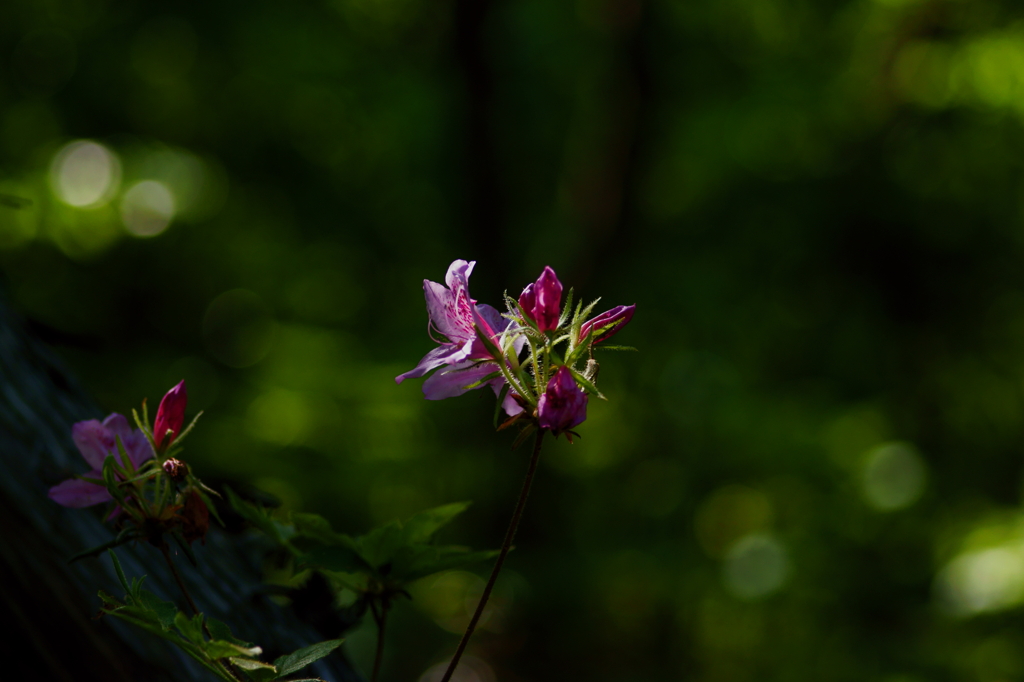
[161,541,243,682]
[370,599,388,682]
[440,429,545,682]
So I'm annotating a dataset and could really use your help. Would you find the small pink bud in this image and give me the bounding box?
[580,304,635,344]
[163,457,189,482]
[537,366,587,434]
[153,380,187,450]
[520,266,562,332]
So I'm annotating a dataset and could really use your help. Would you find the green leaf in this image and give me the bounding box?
[291,512,351,546]
[595,345,637,351]
[273,638,344,677]
[401,502,471,545]
[225,486,295,546]
[137,589,178,630]
[207,618,256,648]
[355,520,403,568]
[174,611,206,644]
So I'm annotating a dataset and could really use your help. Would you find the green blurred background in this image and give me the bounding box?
[6,0,1024,680]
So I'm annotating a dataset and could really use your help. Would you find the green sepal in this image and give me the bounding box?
[115,436,136,476]
[594,345,637,351]
[473,323,502,360]
[109,549,131,594]
[461,370,502,391]
[567,365,606,399]
[69,529,139,564]
[558,287,574,327]
[172,410,204,448]
[564,326,597,368]
[101,456,125,505]
[493,383,511,429]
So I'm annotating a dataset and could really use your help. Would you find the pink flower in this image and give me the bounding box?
[580,304,635,344]
[397,260,524,414]
[153,380,187,450]
[518,266,563,332]
[48,414,154,509]
[537,366,588,434]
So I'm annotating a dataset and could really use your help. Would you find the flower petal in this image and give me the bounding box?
[421,361,498,400]
[71,419,113,470]
[396,344,467,384]
[48,476,112,508]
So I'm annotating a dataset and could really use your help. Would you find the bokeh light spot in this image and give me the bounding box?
[862,442,927,511]
[723,533,790,600]
[695,485,774,558]
[49,140,121,208]
[937,547,1024,616]
[121,180,175,237]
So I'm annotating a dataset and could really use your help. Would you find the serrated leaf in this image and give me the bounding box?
[137,589,179,629]
[273,638,344,677]
[400,502,471,545]
[175,611,205,644]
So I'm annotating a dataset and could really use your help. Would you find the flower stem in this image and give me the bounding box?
[440,428,546,682]
[159,540,202,617]
[160,541,245,682]
[369,599,389,682]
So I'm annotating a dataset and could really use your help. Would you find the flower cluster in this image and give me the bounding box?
[397,260,634,440]
[49,381,213,546]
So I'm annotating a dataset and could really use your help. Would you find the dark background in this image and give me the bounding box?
[4,0,1024,680]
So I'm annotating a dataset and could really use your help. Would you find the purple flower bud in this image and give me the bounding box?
[537,366,588,434]
[579,304,635,344]
[520,266,562,332]
[154,380,187,450]
[518,283,537,320]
